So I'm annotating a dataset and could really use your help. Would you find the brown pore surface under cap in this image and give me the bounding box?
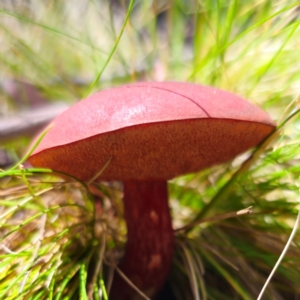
[29,118,274,182]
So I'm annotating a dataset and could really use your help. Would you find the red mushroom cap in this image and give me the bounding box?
[29,82,275,181]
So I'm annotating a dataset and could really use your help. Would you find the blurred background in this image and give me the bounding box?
[1,1,300,299]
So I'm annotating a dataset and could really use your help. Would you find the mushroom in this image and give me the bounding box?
[28,82,275,299]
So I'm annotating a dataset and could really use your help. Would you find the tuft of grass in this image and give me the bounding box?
[0,167,123,300]
[1,0,300,299]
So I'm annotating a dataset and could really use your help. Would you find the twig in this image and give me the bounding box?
[257,204,300,300]
[0,102,69,141]
[175,206,253,232]
[114,266,151,300]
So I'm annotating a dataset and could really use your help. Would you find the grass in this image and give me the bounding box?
[1,0,300,299]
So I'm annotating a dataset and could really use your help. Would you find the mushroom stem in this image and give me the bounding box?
[111,180,174,299]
